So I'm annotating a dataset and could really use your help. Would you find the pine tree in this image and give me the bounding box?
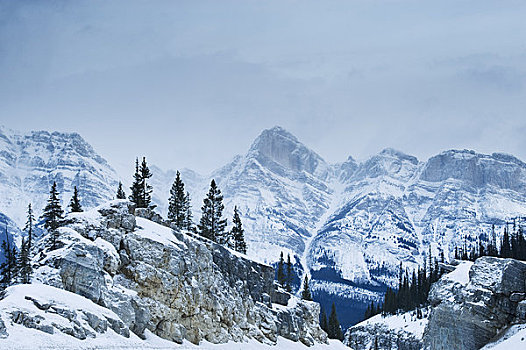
[277,251,285,286]
[139,157,154,209]
[365,302,372,319]
[301,275,312,301]
[373,337,379,350]
[129,158,143,208]
[0,225,15,289]
[41,181,64,250]
[168,171,187,229]
[489,224,498,256]
[17,238,32,284]
[183,191,193,231]
[69,186,83,213]
[230,206,247,253]
[501,227,512,258]
[198,180,227,243]
[517,226,526,260]
[285,254,293,292]
[320,307,328,333]
[116,182,126,199]
[328,302,343,340]
[24,203,35,253]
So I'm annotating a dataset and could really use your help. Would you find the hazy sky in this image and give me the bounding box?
[1,0,526,175]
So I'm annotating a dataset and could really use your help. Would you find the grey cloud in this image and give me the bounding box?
[1,0,526,173]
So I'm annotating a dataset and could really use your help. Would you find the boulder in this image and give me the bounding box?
[0,315,8,339]
[59,242,106,303]
[424,257,526,350]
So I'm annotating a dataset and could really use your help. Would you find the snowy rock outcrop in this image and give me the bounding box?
[343,308,426,350]
[28,200,327,346]
[344,257,526,350]
[424,257,526,350]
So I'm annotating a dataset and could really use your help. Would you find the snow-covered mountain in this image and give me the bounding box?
[152,127,526,328]
[0,126,119,227]
[2,125,526,330]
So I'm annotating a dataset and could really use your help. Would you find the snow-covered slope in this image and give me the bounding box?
[343,258,526,350]
[482,324,526,350]
[0,280,344,349]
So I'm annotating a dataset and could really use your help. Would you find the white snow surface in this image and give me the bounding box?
[352,309,429,339]
[135,217,185,250]
[443,261,473,286]
[482,324,526,350]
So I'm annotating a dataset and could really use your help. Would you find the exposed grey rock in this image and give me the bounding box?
[104,315,130,338]
[59,242,106,303]
[0,315,8,339]
[51,321,95,340]
[510,293,526,302]
[517,300,526,320]
[424,257,526,350]
[49,306,77,322]
[345,323,422,350]
[11,311,54,334]
[468,257,526,295]
[272,285,291,306]
[275,300,327,346]
[25,296,52,311]
[83,311,108,333]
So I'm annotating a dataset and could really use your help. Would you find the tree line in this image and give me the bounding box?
[1,181,84,289]
[455,222,526,261]
[124,157,247,253]
[275,251,343,340]
[362,247,444,320]
[364,221,526,322]
[320,303,343,340]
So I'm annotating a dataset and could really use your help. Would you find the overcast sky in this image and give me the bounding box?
[1,0,526,175]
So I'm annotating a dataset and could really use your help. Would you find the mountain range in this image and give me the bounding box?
[2,125,526,329]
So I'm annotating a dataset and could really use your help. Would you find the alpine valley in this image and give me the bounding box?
[1,124,526,338]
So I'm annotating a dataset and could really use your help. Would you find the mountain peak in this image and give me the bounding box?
[378,148,419,164]
[248,126,328,178]
[259,126,298,142]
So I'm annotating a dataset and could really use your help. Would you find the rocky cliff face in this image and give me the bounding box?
[424,257,526,350]
[344,257,526,350]
[27,200,327,346]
